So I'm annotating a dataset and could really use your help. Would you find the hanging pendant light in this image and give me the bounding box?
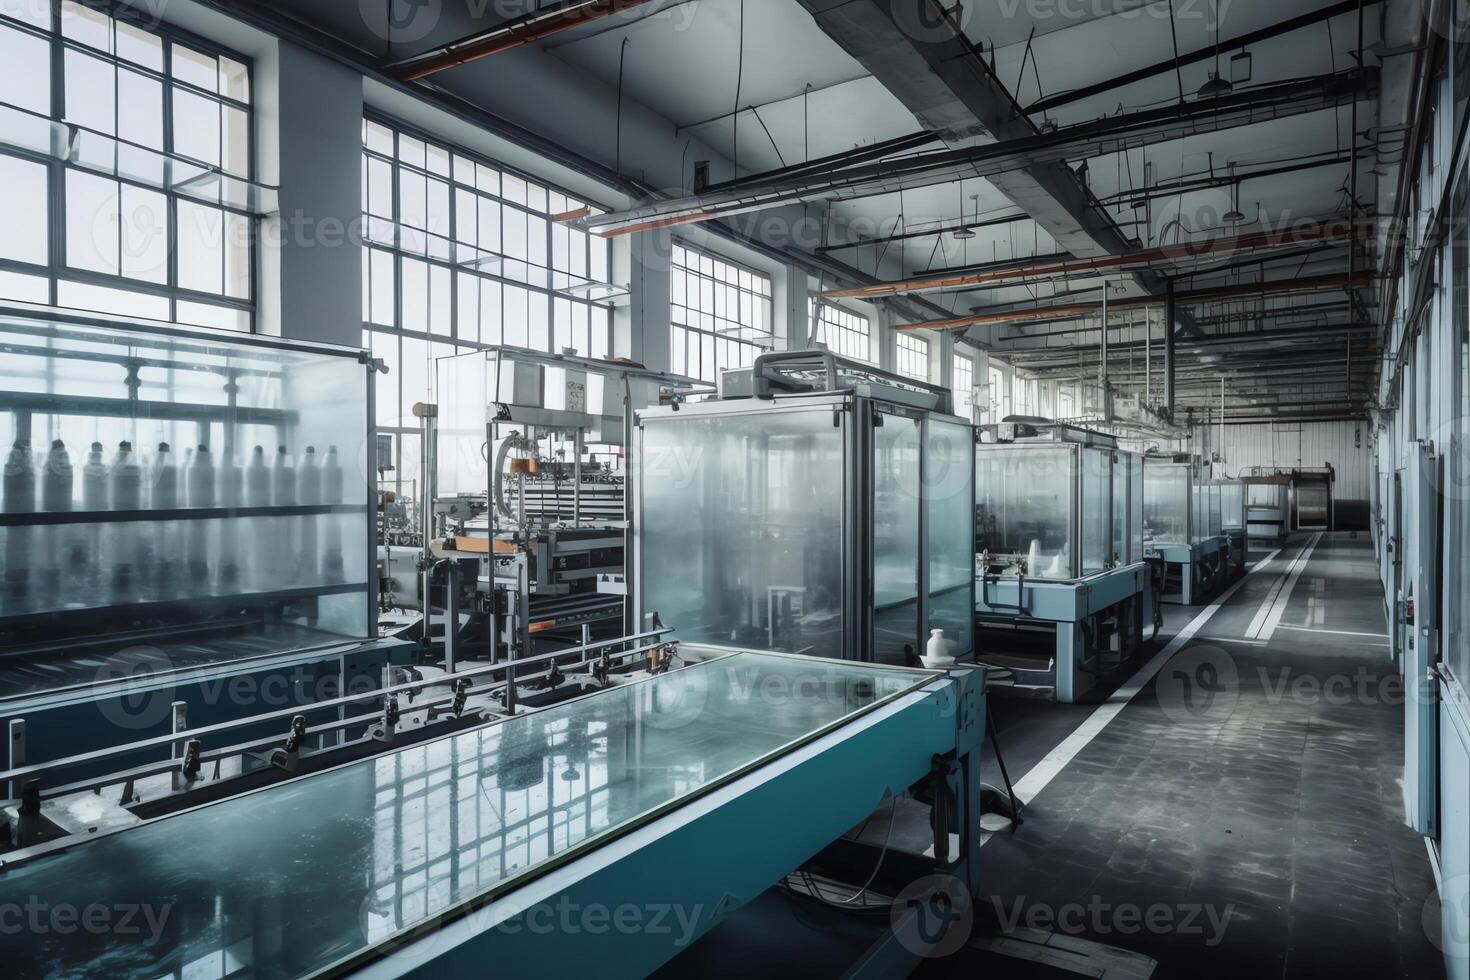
[953,184,976,239]
[1197,0,1233,98]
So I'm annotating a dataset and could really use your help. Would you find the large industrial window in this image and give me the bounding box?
[669,243,773,382]
[953,353,974,420]
[361,115,616,481]
[811,299,871,362]
[0,1,255,330]
[896,332,929,381]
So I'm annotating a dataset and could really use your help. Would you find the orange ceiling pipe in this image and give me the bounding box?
[897,274,1370,332]
[825,222,1356,301]
[396,0,658,81]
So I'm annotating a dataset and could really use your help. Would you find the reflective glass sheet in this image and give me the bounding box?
[0,652,933,978]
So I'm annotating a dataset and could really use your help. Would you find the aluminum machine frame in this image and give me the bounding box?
[972,421,1156,703]
[1218,478,1248,578]
[398,347,702,671]
[631,349,976,668]
[1143,453,1230,605]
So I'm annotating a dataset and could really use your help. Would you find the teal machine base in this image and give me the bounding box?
[0,652,986,980]
[975,561,1152,703]
[1150,536,1230,605]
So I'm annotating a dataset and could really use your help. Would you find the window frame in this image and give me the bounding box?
[361,111,619,480]
[811,299,871,363]
[0,0,258,330]
[668,241,773,383]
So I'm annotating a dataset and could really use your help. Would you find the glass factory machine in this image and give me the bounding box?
[633,349,975,668]
[1142,453,1234,604]
[972,421,1158,702]
[0,323,988,977]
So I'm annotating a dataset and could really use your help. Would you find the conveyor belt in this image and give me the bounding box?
[0,652,934,979]
[0,623,355,702]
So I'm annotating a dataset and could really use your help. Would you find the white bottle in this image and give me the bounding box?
[109,441,142,602]
[296,446,320,588]
[217,449,243,592]
[271,446,296,586]
[321,445,345,582]
[41,441,76,604]
[922,628,955,669]
[81,441,107,599]
[185,444,215,591]
[246,446,271,591]
[150,442,178,597]
[2,440,36,613]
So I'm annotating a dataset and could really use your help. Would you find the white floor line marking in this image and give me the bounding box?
[1195,636,1268,645]
[1007,547,1282,808]
[1245,571,1289,639]
[1259,532,1323,641]
[1275,625,1389,639]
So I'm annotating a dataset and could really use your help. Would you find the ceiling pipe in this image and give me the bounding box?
[825,223,1353,300]
[569,69,1378,236]
[1024,0,1383,114]
[388,0,659,81]
[899,274,1371,331]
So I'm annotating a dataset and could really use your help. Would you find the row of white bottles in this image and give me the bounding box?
[2,439,349,614]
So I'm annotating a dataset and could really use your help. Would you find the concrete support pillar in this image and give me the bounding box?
[258,41,363,347]
[780,264,811,350]
[620,231,671,372]
[1165,280,1177,421]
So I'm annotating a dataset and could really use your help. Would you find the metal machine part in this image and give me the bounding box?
[972,421,1156,702]
[0,651,985,979]
[1142,452,1233,604]
[376,347,701,671]
[635,350,975,669]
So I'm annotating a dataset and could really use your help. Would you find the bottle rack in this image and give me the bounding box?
[0,307,377,669]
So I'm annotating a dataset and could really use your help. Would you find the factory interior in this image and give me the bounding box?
[0,0,1466,977]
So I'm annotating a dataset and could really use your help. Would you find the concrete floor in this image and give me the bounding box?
[963,532,1442,979]
[664,533,1443,979]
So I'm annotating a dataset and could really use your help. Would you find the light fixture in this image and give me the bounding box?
[1223,163,1245,224]
[953,185,976,239]
[1198,72,1233,98]
[1197,0,1232,98]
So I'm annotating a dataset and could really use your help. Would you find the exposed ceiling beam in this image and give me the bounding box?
[824,224,1353,300]
[387,0,659,81]
[899,274,1371,331]
[1025,0,1383,115]
[567,65,1377,236]
[817,212,1032,253]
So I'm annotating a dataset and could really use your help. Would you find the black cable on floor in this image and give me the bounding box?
[986,691,1023,828]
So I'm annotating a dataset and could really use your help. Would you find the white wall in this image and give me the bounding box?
[1199,421,1374,503]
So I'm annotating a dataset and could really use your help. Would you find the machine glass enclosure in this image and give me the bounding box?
[975,445,1073,579]
[974,429,1144,580]
[636,366,974,666]
[0,308,375,700]
[1079,447,1112,576]
[926,418,975,658]
[1108,451,1146,566]
[638,405,847,660]
[1143,459,1191,544]
[1220,480,1244,529]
